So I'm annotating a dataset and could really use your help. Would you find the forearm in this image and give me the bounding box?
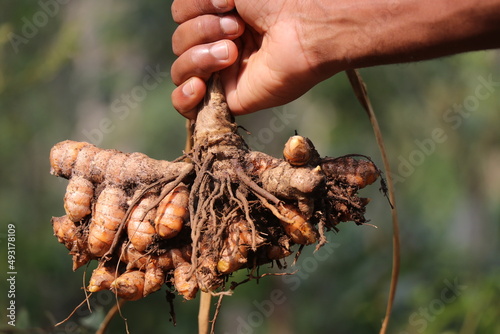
[306,0,500,75]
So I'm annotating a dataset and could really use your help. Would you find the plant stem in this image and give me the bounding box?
[198,292,212,334]
[96,299,127,334]
[345,69,400,334]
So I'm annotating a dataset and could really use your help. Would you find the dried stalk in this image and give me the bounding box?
[189,108,212,334]
[198,291,212,334]
[96,298,127,334]
[345,69,400,334]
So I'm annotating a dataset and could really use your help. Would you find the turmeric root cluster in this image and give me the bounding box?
[50,140,196,299]
[50,76,381,302]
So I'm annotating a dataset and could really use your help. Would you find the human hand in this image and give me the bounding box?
[170,0,340,119]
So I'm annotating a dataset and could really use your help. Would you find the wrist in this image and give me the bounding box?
[295,0,394,79]
[300,0,500,76]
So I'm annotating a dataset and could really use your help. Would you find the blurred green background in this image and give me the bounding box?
[1,1,499,333]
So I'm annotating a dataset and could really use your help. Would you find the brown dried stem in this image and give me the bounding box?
[191,89,212,334]
[96,299,127,334]
[198,291,212,334]
[346,69,400,334]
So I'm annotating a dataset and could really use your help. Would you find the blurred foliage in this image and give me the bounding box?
[1,1,499,333]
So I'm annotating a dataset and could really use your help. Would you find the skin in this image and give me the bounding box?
[171,0,500,119]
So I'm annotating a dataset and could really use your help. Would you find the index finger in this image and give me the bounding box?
[171,0,236,23]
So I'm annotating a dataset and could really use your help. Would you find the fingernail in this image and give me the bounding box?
[182,79,194,96]
[212,0,228,9]
[220,17,238,35]
[210,42,229,60]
